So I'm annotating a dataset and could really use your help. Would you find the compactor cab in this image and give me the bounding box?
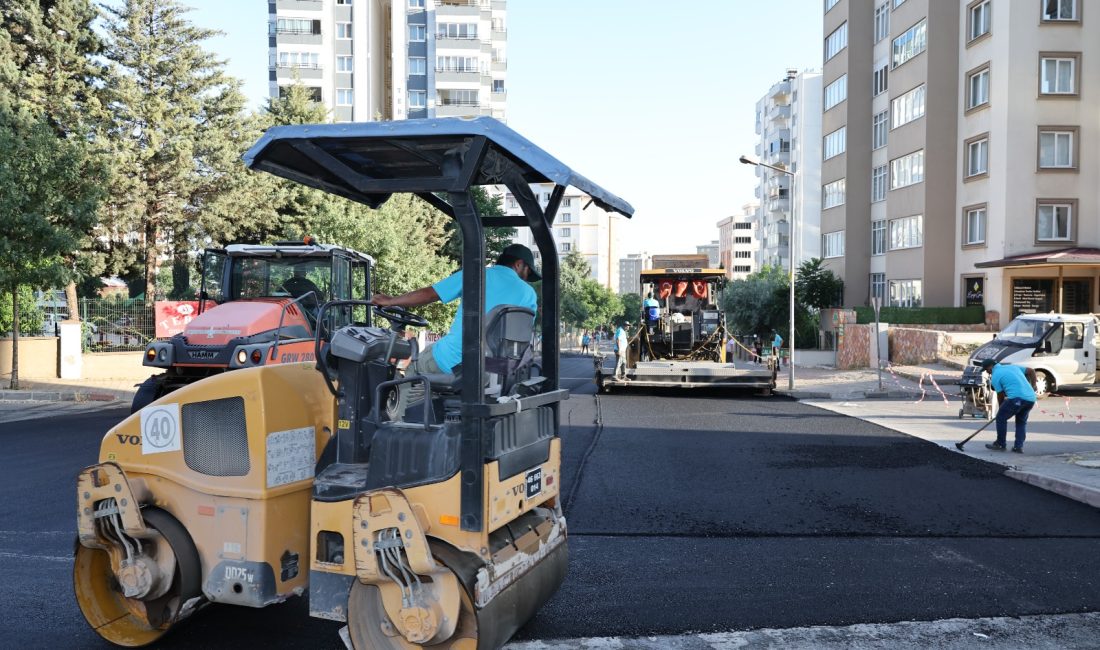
[73,117,633,649]
[134,241,374,412]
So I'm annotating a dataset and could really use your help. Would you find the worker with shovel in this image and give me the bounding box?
[980,359,1037,453]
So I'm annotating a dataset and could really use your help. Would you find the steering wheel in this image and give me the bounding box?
[373,305,429,329]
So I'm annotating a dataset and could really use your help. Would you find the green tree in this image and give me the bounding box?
[0,110,105,388]
[616,292,642,327]
[796,258,844,310]
[0,288,43,336]
[440,187,517,266]
[1,0,108,319]
[98,0,254,301]
[721,264,789,337]
[560,251,592,328]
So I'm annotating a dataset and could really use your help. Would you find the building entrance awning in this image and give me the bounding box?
[975,247,1100,268]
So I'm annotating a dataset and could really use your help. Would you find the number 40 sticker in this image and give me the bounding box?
[140,404,182,455]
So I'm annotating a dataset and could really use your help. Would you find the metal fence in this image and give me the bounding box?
[79,299,155,352]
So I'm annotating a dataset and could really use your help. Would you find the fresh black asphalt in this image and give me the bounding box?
[1,354,1097,647]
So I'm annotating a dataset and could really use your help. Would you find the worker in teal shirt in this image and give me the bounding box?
[980,359,1037,453]
[373,243,539,375]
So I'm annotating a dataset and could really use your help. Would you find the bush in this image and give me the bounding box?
[854,305,984,325]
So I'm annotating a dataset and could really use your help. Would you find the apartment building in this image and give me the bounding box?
[618,253,649,295]
[717,202,760,281]
[268,0,507,122]
[821,0,960,308]
[752,69,823,271]
[697,241,720,268]
[504,184,622,291]
[957,0,1099,318]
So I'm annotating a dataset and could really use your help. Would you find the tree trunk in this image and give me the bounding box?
[145,219,159,303]
[10,285,19,390]
[65,281,80,322]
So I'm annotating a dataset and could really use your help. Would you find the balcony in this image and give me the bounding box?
[767,79,791,102]
[435,68,480,83]
[767,196,790,213]
[491,60,507,73]
[768,104,791,124]
[762,149,790,166]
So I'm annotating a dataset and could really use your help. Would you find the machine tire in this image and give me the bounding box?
[131,376,164,413]
[346,558,478,649]
[1033,370,1054,400]
[73,507,202,647]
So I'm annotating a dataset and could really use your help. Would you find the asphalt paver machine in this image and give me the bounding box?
[135,240,374,412]
[73,117,633,648]
[595,264,776,393]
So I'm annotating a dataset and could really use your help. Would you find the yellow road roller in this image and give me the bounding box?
[74,117,634,648]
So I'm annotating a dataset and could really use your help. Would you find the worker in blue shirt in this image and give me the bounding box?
[643,292,660,333]
[772,330,783,364]
[980,359,1037,453]
[373,243,539,375]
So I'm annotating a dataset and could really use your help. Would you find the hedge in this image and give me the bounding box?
[853,305,985,325]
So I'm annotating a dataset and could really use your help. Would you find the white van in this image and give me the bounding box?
[969,313,1099,397]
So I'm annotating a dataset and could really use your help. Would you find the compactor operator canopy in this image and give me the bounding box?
[243,117,632,531]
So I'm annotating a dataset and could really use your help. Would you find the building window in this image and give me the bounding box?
[492,79,505,93]
[891,84,925,128]
[872,63,888,97]
[824,127,846,160]
[276,18,321,35]
[894,0,906,7]
[889,280,923,307]
[967,65,990,110]
[1040,54,1078,95]
[966,136,989,178]
[408,90,426,109]
[278,52,321,69]
[874,3,890,43]
[964,206,986,246]
[825,22,848,61]
[968,0,991,41]
[409,0,425,7]
[438,89,478,106]
[437,56,479,72]
[872,110,888,149]
[1036,202,1073,241]
[336,89,353,106]
[408,24,426,41]
[336,55,353,73]
[735,251,752,259]
[735,236,752,245]
[889,215,924,250]
[734,265,752,274]
[408,57,426,75]
[437,23,478,40]
[1042,0,1077,21]
[870,273,886,300]
[825,0,840,11]
[560,242,572,253]
[872,165,887,202]
[872,220,886,255]
[559,228,571,238]
[892,19,927,69]
[890,150,924,190]
[336,0,352,4]
[823,179,846,209]
[562,198,573,207]
[823,231,845,258]
[336,22,352,39]
[824,75,847,110]
[1038,128,1076,169]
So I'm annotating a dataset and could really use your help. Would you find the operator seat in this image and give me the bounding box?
[418,305,538,399]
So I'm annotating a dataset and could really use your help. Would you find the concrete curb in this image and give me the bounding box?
[1005,469,1100,509]
[0,389,119,403]
[783,389,920,401]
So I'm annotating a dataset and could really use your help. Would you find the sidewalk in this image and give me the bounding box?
[783,362,1100,510]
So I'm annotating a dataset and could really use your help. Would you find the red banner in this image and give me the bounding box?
[155,301,200,338]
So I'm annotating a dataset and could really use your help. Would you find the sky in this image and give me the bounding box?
[182,0,824,255]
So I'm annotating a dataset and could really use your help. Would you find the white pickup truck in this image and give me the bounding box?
[968,312,1099,397]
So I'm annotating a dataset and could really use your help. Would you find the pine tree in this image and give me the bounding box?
[1,0,109,319]
[98,0,252,300]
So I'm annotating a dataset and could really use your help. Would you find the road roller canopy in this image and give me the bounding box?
[243,116,633,220]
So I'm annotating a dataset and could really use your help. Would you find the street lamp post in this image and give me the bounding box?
[740,154,796,391]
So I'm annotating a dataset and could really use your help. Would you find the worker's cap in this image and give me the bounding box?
[979,358,997,370]
[500,244,541,282]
